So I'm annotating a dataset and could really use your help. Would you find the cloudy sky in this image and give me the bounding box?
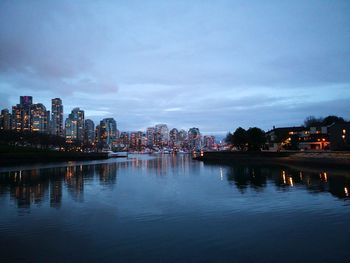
[0,0,349,135]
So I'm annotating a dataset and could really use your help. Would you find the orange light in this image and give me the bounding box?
[289,177,294,187]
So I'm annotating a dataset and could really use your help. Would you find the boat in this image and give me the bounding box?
[103,150,128,158]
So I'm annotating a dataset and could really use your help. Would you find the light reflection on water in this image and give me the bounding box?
[0,154,350,262]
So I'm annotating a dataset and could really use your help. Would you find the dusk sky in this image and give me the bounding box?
[0,0,349,135]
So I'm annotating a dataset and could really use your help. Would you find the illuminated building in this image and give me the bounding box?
[203,135,215,150]
[178,129,187,142]
[178,129,188,149]
[11,96,33,132]
[169,128,179,147]
[31,103,50,133]
[65,108,84,142]
[19,96,32,132]
[146,127,155,147]
[11,105,21,131]
[119,132,129,147]
[99,118,117,148]
[130,131,143,150]
[84,119,95,145]
[0,109,12,130]
[155,124,169,147]
[51,98,63,137]
[95,125,101,145]
[188,127,201,151]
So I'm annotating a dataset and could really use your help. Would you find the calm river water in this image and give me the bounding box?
[1,154,350,262]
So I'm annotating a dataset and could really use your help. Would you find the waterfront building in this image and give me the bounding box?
[11,105,22,131]
[203,135,215,150]
[0,109,12,130]
[178,129,187,142]
[169,128,179,147]
[328,122,350,151]
[11,96,33,132]
[155,124,169,147]
[84,119,95,145]
[141,133,148,147]
[95,125,101,145]
[119,132,129,147]
[99,118,117,148]
[31,103,50,133]
[19,96,32,132]
[146,127,155,147]
[51,98,63,137]
[129,131,143,150]
[266,125,332,151]
[65,108,84,142]
[188,127,201,151]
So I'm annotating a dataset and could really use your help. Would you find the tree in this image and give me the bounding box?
[303,116,323,127]
[225,132,233,144]
[233,127,247,150]
[246,127,266,151]
[322,115,345,126]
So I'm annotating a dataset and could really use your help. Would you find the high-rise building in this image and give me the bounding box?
[203,135,215,150]
[99,118,117,148]
[11,96,33,132]
[51,98,63,137]
[84,119,95,145]
[0,109,12,130]
[155,124,169,147]
[119,132,129,147]
[178,129,187,142]
[95,125,101,145]
[65,107,84,142]
[20,96,33,106]
[11,105,21,131]
[130,131,143,150]
[178,129,188,149]
[188,127,201,151]
[31,103,50,133]
[146,127,155,147]
[20,96,32,132]
[169,128,179,147]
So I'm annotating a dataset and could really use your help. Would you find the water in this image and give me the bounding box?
[1,154,350,262]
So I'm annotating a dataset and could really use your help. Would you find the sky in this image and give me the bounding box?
[0,0,349,135]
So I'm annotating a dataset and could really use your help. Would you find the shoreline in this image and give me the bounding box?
[194,151,350,171]
[0,151,109,166]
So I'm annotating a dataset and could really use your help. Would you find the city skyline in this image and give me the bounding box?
[1,1,349,134]
[1,95,213,151]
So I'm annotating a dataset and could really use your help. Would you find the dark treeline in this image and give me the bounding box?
[303,115,346,127]
[0,130,92,152]
[225,127,266,151]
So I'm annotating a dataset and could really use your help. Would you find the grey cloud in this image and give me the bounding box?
[0,0,349,133]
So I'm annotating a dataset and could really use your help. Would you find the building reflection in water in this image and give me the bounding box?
[129,154,192,177]
[0,162,118,209]
[1,156,350,210]
[96,163,117,187]
[224,164,350,199]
